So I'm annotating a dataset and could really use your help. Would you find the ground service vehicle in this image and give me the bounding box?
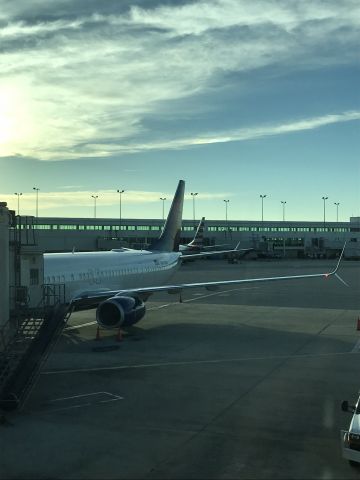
[341,396,360,466]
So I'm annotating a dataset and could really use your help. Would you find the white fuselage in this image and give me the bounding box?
[44,248,181,303]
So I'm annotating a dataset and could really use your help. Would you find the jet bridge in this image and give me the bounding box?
[0,203,10,348]
[0,205,70,411]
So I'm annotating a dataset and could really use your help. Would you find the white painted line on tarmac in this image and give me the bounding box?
[42,350,358,376]
[51,391,123,402]
[47,391,124,411]
[149,286,260,309]
[65,321,98,331]
[351,338,360,353]
[51,403,93,412]
[99,397,126,404]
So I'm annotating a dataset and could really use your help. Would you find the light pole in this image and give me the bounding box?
[281,200,287,257]
[91,195,98,218]
[117,189,125,232]
[322,196,328,229]
[224,199,230,233]
[14,192,22,215]
[334,202,340,222]
[160,197,167,223]
[33,187,40,217]
[260,194,267,228]
[190,192,198,228]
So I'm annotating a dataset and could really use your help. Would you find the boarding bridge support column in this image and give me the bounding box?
[0,203,10,345]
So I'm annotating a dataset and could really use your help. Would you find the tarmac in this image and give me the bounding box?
[1,258,360,479]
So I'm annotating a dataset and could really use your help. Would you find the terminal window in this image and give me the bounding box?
[30,268,39,285]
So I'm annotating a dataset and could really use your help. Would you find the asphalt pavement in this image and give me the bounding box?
[1,259,359,479]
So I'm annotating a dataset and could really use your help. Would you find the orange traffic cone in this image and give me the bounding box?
[357,318,360,331]
[116,328,123,342]
[95,326,101,341]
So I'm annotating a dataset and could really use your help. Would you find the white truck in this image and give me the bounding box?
[341,396,360,466]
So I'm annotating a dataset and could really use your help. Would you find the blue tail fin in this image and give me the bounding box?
[151,180,185,252]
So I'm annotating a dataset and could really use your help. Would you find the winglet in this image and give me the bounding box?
[188,216,206,247]
[328,241,346,276]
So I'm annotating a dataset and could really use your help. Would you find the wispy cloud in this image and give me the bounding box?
[58,185,86,190]
[0,18,83,39]
[188,111,360,147]
[43,110,358,156]
[0,0,359,160]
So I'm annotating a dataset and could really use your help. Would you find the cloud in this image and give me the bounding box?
[187,111,360,147]
[0,18,83,39]
[0,0,359,160]
[2,188,232,215]
[38,110,358,156]
[58,185,86,190]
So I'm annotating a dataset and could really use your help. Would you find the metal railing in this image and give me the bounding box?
[42,283,66,307]
[0,318,15,354]
[0,284,69,411]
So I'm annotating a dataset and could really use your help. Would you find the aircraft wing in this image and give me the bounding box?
[201,244,231,250]
[72,243,346,308]
[180,242,253,260]
[180,247,253,260]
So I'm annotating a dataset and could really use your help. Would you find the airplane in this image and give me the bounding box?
[179,216,231,254]
[44,180,346,331]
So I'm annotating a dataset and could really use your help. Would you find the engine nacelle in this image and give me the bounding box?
[96,296,146,329]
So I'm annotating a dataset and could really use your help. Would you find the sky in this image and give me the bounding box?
[0,0,359,222]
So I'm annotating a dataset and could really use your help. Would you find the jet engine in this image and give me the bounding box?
[96,296,146,329]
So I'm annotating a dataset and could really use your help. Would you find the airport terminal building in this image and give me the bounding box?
[15,214,360,258]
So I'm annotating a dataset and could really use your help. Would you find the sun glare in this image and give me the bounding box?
[0,90,16,144]
[0,85,34,155]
